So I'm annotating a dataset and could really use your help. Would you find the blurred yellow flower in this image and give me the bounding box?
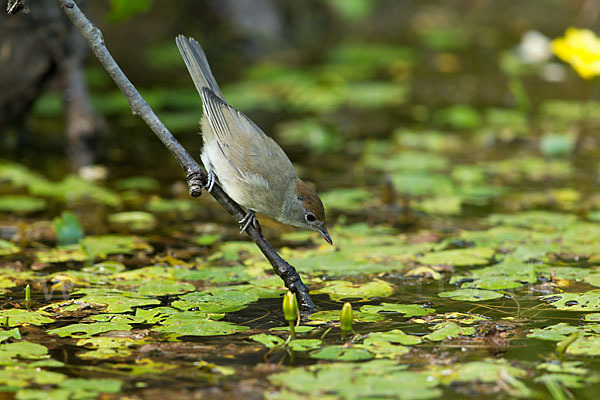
[552,28,600,79]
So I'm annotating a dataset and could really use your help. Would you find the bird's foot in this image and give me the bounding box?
[205,171,216,192]
[239,210,258,234]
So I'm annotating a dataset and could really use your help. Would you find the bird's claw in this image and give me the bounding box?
[239,210,258,233]
[205,171,215,192]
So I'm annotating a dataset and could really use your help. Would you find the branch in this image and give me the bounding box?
[53,0,315,311]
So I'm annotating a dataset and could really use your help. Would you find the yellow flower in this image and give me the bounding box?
[552,28,600,79]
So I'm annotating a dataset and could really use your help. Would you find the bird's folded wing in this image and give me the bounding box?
[201,88,297,188]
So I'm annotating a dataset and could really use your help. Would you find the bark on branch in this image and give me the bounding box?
[49,0,315,311]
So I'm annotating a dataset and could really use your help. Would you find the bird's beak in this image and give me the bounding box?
[320,228,333,246]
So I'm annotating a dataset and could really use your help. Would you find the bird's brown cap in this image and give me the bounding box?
[294,180,325,221]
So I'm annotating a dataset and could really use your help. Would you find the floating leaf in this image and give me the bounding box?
[542,291,600,311]
[53,211,84,246]
[108,211,157,231]
[364,329,422,346]
[0,195,46,212]
[528,323,585,341]
[310,345,373,361]
[313,279,394,301]
[250,334,284,349]
[424,322,476,341]
[0,239,19,256]
[153,312,249,337]
[47,317,133,338]
[360,303,434,317]
[0,310,54,327]
[418,247,494,266]
[288,339,322,352]
[438,288,504,302]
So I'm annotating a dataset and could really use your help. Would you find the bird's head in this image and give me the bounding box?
[282,180,332,245]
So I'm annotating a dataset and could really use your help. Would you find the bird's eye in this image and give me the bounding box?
[305,213,316,222]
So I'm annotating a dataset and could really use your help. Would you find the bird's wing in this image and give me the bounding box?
[201,88,297,189]
[176,35,223,98]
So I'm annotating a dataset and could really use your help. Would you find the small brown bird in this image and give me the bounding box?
[176,36,332,245]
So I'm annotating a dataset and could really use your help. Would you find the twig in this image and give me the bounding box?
[52,0,315,311]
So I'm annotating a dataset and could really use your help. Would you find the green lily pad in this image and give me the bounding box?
[53,211,84,246]
[62,288,161,313]
[542,291,600,311]
[250,334,284,348]
[418,247,494,266]
[565,336,600,355]
[319,188,373,211]
[174,265,251,284]
[269,359,440,400]
[0,310,54,327]
[313,279,394,301]
[47,316,133,338]
[0,195,46,212]
[430,359,529,396]
[0,368,66,388]
[135,279,195,296]
[0,341,49,362]
[0,239,19,256]
[59,378,122,393]
[147,196,198,213]
[460,276,524,290]
[115,176,160,191]
[194,234,222,246]
[308,310,384,324]
[288,339,322,352]
[172,285,280,313]
[360,303,435,317]
[424,322,476,341]
[310,345,373,361]
[0,329,21,343]
[152,311,249,337]
[438,288,504,302]
[528,323,584,341]
[364,329,422,346]
[108,211,157,231]
[76,336,144,359]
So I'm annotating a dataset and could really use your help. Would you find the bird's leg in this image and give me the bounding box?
[205,171,216,192]
[239,210,259,234]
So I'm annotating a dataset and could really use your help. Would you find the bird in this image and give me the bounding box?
[176,35,332,245]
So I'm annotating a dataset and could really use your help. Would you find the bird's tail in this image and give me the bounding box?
[175,35,224,99]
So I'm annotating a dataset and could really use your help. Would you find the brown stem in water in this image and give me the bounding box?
[36,0,315,311]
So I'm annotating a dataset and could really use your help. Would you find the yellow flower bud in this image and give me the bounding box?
[283,291,298,323]
[340,302,353,333]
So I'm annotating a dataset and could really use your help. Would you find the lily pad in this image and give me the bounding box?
[424,322,476,341]
[313,279,394,301]
[310,345,373,361]
[0,239,19,256]
[542,291,600,311]
[0,195,46,212]
[152,312,249,336]
[250,334,284,348]
[269,359,440,400]
[418,247,494,266]
[0,310,54,327]
[438,288,504,302]
[528,323,585,341]
[360,303,435,317]
[108,211,157,231]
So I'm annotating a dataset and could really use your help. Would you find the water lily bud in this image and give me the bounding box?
[283,291,298,322]
[340,302,353,333]
[24,284,31,303]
